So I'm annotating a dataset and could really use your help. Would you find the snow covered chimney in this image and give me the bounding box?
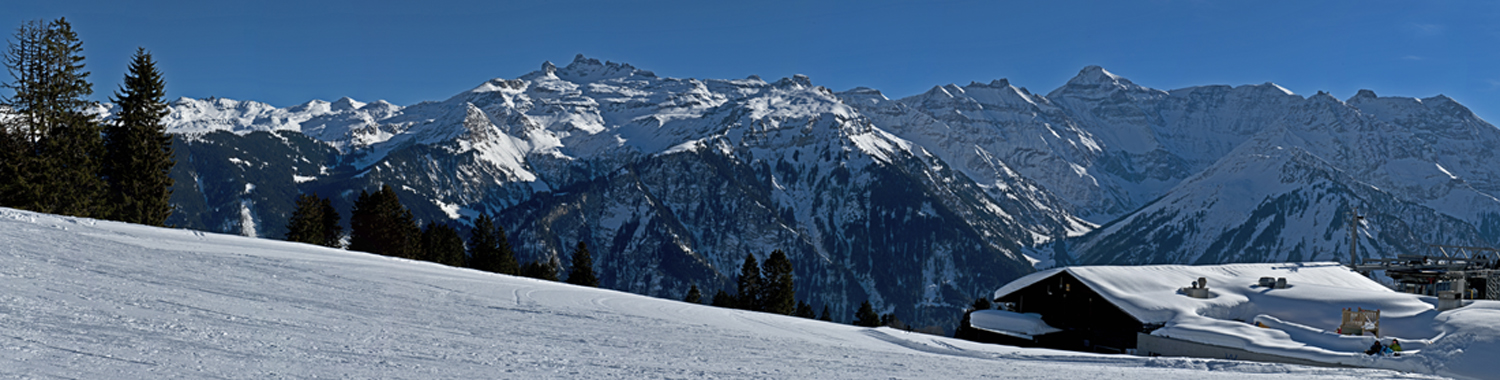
[1182,277,1211,298]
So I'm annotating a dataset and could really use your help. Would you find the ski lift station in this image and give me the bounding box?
[957,261,1500,376]
[1352,244,1500,305]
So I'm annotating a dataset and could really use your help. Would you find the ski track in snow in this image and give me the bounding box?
[0,208,1443,379]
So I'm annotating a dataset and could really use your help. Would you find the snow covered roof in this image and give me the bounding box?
[993,262,1397,325]
[986,262,1500,373]
[968,310,1062,340]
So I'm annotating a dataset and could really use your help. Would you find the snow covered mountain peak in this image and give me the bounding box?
[555,54,656,82]
[1047,65,1158,99]
[1309,90,1344,104]
[467,78,528,94]
[770,74,814,89]
[1350,89,1379,102]
[331,96,364,111]
[835,87,889,106]
[899,78,1053,114]
[1247,82,1296,96]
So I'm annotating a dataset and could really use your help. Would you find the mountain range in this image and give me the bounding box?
[134,55,1500,330]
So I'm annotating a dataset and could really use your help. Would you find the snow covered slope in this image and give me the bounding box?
[1072,129,1488,265]
[1055,88,1500,266]
[0,207,1444,379]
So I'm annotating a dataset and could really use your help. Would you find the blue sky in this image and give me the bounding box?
[9,0,1500,122]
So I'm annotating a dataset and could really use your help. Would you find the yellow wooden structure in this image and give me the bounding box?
[1338,308,1380,336]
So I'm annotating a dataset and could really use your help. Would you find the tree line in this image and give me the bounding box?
[283,185,595,285]
[287,186,906,328]
[0,18,175,225]
[684,249,904,328]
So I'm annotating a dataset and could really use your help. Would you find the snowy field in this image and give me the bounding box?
[0,208,1449,379]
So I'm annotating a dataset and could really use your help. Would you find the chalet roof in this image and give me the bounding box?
[993,262,1397,324]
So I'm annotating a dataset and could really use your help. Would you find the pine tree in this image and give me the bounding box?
[348,185,419,258]
[317,197,341,247]
[0,18,106,217]
[467,213,519,275]
[793,300,816,319]
[284,193,326,245]
[854,300,881,327]
[684,284,702,304]
[419,222,465,266]
[736,253,762,311]
[819,305,833,322]
[521,257,559,281]
[880,313,903,329]
[971,297,993,311]
[467,213,499,271]
[565,241,598,287]
[759,249,795,315]
[103,47,172,225]
[493,224,519,275]
[285,193,340,247]
[710,289,735,308]
[0,20,43,210]
[0,114,24,207]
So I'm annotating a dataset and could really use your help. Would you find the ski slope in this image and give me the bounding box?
[0,208,1443,379]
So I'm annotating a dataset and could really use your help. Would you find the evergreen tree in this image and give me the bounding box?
[880,313,905,329]
[419,222,465,266]
[521,257,559,281]
[710,289,735,308]
[819,305,833,322]
[492,224,519,275]
[854,300,881,327]
[0,18,106,217]
[759,249,795,315]
[317,197,341,247]
[467,213,499,270]
[284,193,326,245]
[348,185,419,258]
[0,20,42,210]
[284,193,340,247]
[103,47,172,225]
[565,241,598,287]
[0,113,23,207]
[793,300,816,319]
[971,297,993,311]
[736,253,762,311]
[467,213,519,275]
[684,284,702,304]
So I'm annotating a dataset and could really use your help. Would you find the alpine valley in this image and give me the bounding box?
[132,55,1500,330]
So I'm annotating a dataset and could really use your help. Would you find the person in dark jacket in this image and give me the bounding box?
[1365,340,1384,355]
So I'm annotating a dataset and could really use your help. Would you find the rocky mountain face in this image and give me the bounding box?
[156,56,1060,330]
[150,56,1500,329]
[847,66,1500,268]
